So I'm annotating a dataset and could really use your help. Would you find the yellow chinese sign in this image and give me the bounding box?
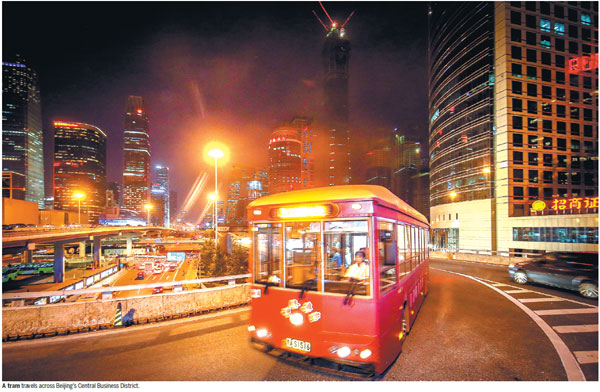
[539,196,600,212]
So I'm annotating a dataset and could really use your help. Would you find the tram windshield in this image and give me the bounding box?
[253,219,370,296]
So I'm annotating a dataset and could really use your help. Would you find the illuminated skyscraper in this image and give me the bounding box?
[53,121,106,223]
[322,24,352,186]
[2,55,44,206]
[153,165,170,227]
[429,1,598,252]
[291,117,316,189]
[268,127,302,194]
[123,96,151,217]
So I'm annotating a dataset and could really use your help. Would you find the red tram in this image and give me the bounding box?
[246,185,430,377]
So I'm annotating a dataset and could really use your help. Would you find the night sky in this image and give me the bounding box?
[3,1,429,216]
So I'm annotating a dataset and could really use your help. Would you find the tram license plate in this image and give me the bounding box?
[285,338,311,352]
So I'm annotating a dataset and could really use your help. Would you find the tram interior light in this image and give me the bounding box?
[337,346,351,358]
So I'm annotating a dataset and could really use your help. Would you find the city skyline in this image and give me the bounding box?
[3,1,429,214]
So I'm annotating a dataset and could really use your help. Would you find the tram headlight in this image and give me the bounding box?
[289,312,304,326]
[256,328,268,338]
[247,325,256,332]
[337,346,351,358]
[359,349,372,359]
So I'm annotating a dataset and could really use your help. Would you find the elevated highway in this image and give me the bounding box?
[2,226,176,283]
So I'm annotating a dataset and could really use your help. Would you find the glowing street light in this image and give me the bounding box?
[450,191,457,198]
[482,167,491,174]
[207,147,225,248]
[73,192,84,224]
[144,203,153,226]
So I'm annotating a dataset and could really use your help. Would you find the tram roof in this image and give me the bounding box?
[248,185,428,224]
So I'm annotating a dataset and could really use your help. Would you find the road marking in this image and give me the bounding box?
[519,297,564,303]
[433,267,587,381]
[504,289,530,294]
[492,283,510,287]
[553,324,598,334]
[573,351,598,365]
[536,308,598,316]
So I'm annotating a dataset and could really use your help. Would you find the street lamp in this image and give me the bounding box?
[144,203,153,226]
[482,167,491,174]
[74,192,84,224]
[207,148,224,248]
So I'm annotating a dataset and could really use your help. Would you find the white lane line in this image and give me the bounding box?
[492,283,510,287]
[536,308,598,316]
[433,267,586,381]
[519,297,565,303]
[504,290,531,294]
[573,351,598,365]
[553,324,598,334]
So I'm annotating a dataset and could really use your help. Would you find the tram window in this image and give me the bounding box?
[412,226,420,266]
[378,221,397,292]
[285,221,321,291]
[397,224,410,276]
[253,223,283,284]
[323,220,370,295]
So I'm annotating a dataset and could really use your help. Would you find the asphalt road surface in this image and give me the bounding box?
[2,259,597,381]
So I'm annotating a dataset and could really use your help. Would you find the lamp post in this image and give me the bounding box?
[74,192,84,224]
[207,148,224,248]
[144,203,153,226]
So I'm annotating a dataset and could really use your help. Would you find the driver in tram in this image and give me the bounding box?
[343,251,369,281]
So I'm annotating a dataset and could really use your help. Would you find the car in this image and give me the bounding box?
[2,268,19,283]
[508,252,598,298]
[152,287,163,294]
[137,271,145,279]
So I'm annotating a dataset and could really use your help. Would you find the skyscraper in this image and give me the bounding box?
[2,55,44,207]
[291,117,316,189]
[268,126,302,194]
[153,165,170,227]
[53,121,106,224]
[322,23,352,186]
[123,96,151,217]
[429,1,598,252]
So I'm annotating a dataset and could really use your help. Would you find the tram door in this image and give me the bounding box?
[254,223,282,283]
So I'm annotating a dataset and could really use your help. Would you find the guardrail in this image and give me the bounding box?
[2,274,251,301]
[2,274,251,341]
[431,248,542,265]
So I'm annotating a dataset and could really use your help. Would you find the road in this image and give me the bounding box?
[84,258,199,299]
[2,259,597,381]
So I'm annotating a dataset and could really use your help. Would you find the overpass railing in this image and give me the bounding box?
[430,248,543,265]
[2,274,252,341]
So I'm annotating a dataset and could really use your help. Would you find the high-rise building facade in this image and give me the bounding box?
[322,24,352,186]
[154,165,170,227]
[2,55,44,207]
[53,121,106,224]
[291,117,316,189]
[123,96,151,217]
[429,1,598,252]
[268,127,302,194]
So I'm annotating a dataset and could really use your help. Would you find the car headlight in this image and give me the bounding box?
[509,264,515,269]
